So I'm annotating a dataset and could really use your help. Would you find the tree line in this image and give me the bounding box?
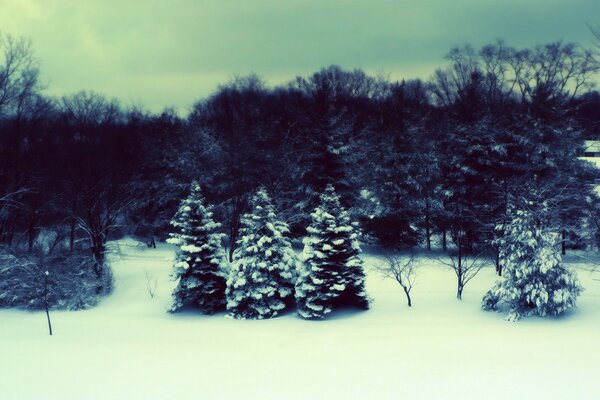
[1,32,600,276]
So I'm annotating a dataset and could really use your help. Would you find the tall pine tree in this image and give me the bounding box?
[295,185,369,319]
[226,188,296,319]
[482,201,582,320]
[167,182,227,313]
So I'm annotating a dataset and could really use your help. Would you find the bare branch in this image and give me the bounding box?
[436,251,488,299]
[375,253,418,307]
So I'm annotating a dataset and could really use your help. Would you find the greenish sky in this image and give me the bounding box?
[2,0,599,112]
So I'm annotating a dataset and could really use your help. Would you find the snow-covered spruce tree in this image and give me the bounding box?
[167,182,227,313]
[226,188,296,319]
[295,184,369,319]
[482,202,582,321]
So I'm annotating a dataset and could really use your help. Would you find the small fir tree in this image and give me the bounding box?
[226,188,296,319]
[167,182,227,313]
[295,184,370,319]
[482,202,582,321]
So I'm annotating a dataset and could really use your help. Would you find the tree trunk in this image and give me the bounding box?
[442,229,447,251]
[69,217,75,252]
[456,245,463,300]
[561,230,566,255]
[28,213,35,252]
[403,287,412,307]
[91,234,106,270]
[228,196,243,262]
[0,216,5,243]
[425,197,431,251]
[495,249,502,276]
[69,198,78,252]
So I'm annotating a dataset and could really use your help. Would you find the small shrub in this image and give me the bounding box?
[0,249,112,311]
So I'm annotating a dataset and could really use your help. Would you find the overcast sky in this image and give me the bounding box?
[2,0,599,113]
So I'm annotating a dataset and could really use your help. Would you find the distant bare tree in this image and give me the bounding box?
[293,65,388,100]
[376,253,418,307]
[61,91,121,127]
[590,23,600,53]
[436,230,487,300]
[431,40,600,113]
[0,33,42,245]
[58,91,125,255]
[72,185,133,270]
[430,45,482,108]
[508,42,599,108]
[0,33,40,116]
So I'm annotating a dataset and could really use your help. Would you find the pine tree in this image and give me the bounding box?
[295,184,370,319]
[482,202,582,321]
[226,188,296,319]
[167,182,227,313]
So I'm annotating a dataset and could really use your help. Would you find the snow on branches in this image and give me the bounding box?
[226,188,297,319]
[295,185,370,319]
[168,182,227,313]
[482,202,582,320]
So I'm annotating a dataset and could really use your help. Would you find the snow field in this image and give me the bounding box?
[1,239,599,399]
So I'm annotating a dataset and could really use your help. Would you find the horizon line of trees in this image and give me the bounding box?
[1,32,600,279]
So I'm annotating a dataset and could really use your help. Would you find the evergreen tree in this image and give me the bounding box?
[295,185,369,319]
[482,201,582,321]
[226,188,296,319]
[167,182,227,313]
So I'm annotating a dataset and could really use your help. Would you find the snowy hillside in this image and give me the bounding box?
[1,239,599,400]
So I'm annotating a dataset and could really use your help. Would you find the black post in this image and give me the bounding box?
[44,268,53,336]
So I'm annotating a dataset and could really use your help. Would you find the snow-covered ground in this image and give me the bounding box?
[1,239,600,400]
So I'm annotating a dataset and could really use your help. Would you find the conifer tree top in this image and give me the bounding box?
[252,186,275,214]
[317,184,341,211]
[235,186,292,251]
[167,181,222,249]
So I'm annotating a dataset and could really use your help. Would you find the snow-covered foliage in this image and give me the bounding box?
[295,184,370,319]
[226,188,297,319]
[168,182,227,313]
[482,204,582,320]
[352,189,384,221]
[0,250,111,311]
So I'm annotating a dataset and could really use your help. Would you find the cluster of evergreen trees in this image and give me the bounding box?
[168,182,584,321]
[168,183,369,319]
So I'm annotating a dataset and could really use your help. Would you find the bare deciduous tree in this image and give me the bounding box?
[437,246,486,300]
[0,33,41,245]
[61,90,121,127]
[72,186,133,270]
[376,253,418,307]
[431,40,600,112]
[0,33,40,116]
[508,42,599,106]
[590,23,600,55]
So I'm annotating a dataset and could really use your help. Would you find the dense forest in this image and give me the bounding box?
[1,33,600,308]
